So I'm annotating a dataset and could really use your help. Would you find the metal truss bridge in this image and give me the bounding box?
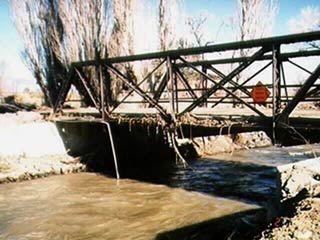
[55,31,320,145]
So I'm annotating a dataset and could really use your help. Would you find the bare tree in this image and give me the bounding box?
[10,0,113,107]
[63,0,113,105]
[230,0,278,106]
[158,0,184,51]
[187,14,208,47]
[11,0,53,106]
[110,0,139,57]
[109,0,141,95]
[10,0,191,108]
[289,6,320,49]
[233,0,278,52]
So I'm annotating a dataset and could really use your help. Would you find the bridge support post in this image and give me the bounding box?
[201,66,208,107]
[167,56,177,121]
[272,45,281,144]
[99,65,106,120]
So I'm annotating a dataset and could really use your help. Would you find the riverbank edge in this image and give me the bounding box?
[0,155,86,184]
[0,112,87,184]
[0,133,271,185]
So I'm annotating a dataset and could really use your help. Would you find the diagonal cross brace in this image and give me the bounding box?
[174,66,198,101]
[177,57,266,117]
[180,46,271,115]
[277,63,320,122]
[105,64,172,123]
[54,68,74,113]
[109,59,166,113]
[287,59,320,98]
[152,71,168,106]
[211,61,272,109]
[206,65,252,97]
[75,68,101,110]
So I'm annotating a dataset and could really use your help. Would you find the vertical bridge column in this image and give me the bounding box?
[272,45,281,143]
[202,66,208,107]
[167,56,177,121]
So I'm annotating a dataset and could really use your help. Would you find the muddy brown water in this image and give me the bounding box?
[1,144,319,239]
[0,173,258,240]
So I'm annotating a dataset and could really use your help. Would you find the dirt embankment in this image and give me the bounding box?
[0,112,85,183]
[192,131,272,156]
[257,197,320,240]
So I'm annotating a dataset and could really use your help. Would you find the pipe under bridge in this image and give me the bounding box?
[54,31,320,145]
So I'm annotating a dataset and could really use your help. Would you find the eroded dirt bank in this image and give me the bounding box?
[0,112,85,183]
[257,197,320,240]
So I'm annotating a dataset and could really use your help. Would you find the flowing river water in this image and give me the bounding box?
[1,144,320,239]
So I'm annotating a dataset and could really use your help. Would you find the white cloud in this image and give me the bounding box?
[288,6,320,33]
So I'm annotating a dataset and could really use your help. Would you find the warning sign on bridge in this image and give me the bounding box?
[251,81,270,104]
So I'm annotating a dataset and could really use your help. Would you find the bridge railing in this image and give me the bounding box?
[54,31,320,135]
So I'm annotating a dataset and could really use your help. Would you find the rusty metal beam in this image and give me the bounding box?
[177,56,267,117]
[280,62,289,103]
[110,59,166,113]
[272,45,282,116]
[99,65,106,119]
[152,71,168,106]
[211,61,272,108]
[75,68,100,110]
[105,64,172,123]
[54,68,74,112]
[200,66,208,107]
[174,66,198,101]
[167,56,176,120]
[180,47,270,115]
[206,65,252,98]
[278,64,320,122]
[72,31,320,67]
[176,49,320,67]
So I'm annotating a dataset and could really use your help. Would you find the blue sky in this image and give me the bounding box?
[0,0,319,91]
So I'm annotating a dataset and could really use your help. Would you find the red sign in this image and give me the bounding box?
[251,81,270,104]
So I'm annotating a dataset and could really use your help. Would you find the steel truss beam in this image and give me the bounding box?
[210,61,272,108]
[75,68,100,110]
[72,31,320,67]
[54,68,74,112]
[110,59,166,113]
[174,66,198,101]
[277,64,320,123]
[178,57,267,117]
[287,59,320,98]
[176,49,320,68]
[54,31,320,139]
[180,47,270,115]
[105,64,172,123]
[206,65,252,98]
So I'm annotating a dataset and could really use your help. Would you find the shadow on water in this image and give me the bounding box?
[56,121,282,238]
[56,120,280,206]
[155,208,264,240]
[82,155,272,239]
[84,148,278,207]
